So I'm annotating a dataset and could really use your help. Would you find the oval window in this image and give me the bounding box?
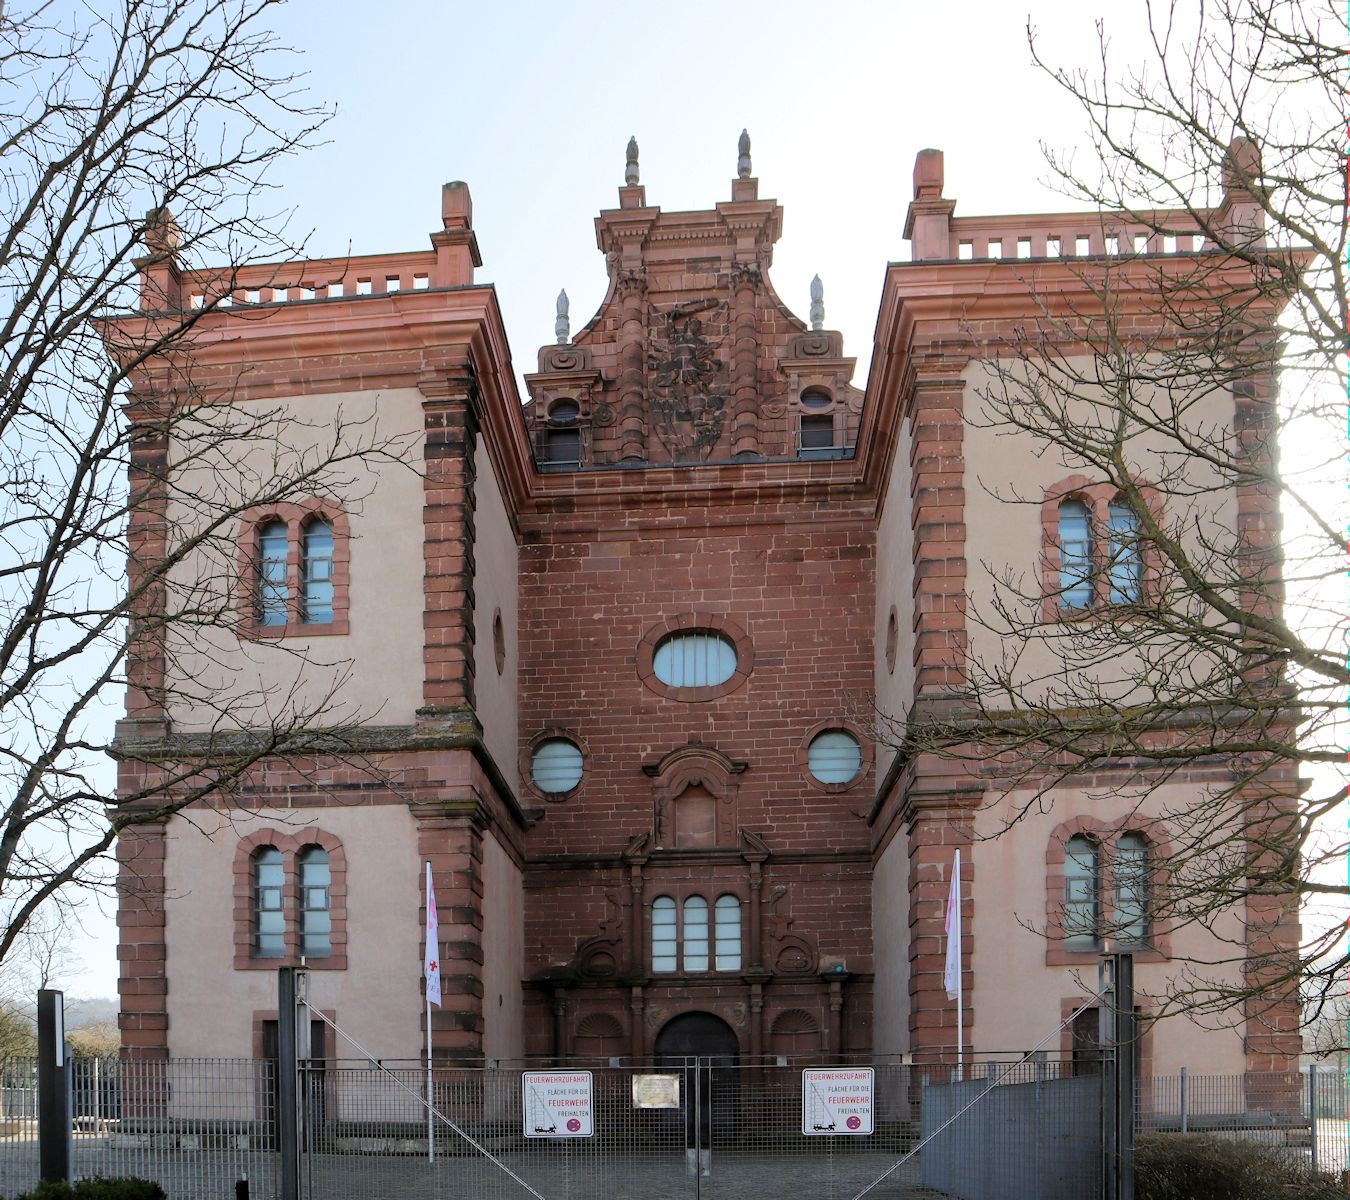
[652,633,737,689]
[807,729,862,785]
[531,738,583,794]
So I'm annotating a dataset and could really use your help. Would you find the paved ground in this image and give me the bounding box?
[1,1142,943,1200]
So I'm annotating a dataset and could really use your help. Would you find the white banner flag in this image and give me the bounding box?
[424,862,441,1008]
[943,848,962,1002]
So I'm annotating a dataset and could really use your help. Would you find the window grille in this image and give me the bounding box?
[652,633,737,688]
[807,729,863,784]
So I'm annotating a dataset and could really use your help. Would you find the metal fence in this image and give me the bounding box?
[0,1055,1344,1200]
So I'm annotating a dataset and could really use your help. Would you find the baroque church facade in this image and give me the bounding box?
[108,136,1297,1076]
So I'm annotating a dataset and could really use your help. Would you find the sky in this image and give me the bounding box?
[51,0,1344,1000]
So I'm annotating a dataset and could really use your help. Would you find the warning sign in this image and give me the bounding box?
[522,1071,594,1138]
[802,1068,874,1136]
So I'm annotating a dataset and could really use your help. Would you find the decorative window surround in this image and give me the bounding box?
[236,500,351,637]
[233,829,348,970]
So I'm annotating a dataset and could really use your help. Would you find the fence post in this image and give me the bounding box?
[36,988,70,1185]
[277,967,302,1200]
[1114,953,1136,1200]
[1178,1066,1187,1134]
[1308,1065,1317,1174]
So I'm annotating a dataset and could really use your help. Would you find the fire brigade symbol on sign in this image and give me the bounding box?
[801,1068,874,1137]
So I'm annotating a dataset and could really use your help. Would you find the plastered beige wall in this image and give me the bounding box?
[480,833,525,1061]
[163,388,426,731]
[472,439,519,795]
[872,828,911,1053]
[875,421,915,779]
[163,805,422,1059]
[960,358,1236,701]
[970,789,1246,1073]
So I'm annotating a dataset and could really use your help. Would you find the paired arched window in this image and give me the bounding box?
[1055,495,1143,609]
[243,504,348,635]
[248,841,338,963]
[651,894,741,973]
[1061,832,1151,951]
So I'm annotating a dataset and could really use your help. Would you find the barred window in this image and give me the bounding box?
[653,633,737,689]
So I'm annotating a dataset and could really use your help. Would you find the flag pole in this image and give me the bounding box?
[955,849,963,1079]
[425,861,435,1164]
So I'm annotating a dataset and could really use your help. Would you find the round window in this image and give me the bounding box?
[549,399,580,424]
[531,738,583,794]
[807,729,862,785]
[653,633,737,689]
[800,388,832,410]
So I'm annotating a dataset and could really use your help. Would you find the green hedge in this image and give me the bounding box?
[1136,1134,1343,1200]
[9,1179,167,1200]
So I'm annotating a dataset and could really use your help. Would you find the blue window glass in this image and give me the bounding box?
[653,633,737,688]
[1115,834,1149,945]
[1064,836,1099,951]
[682,896,709,972]
[531,739,583,793]
[714,895,742,970]
[651,896,676,973]
[299,846,331,957]
[1107,502,1142,604]
[258,520,289,626]
[807,729,863,784]
[302,520,334,624]
[1058,500,1093,609]
[254,847,285,957]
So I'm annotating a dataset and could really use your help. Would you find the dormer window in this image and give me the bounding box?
[797,388,844,459]
[541,399,583,468]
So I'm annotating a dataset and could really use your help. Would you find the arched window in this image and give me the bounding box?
[683,896,710,971]
[653,633,737,689]
[1058,500,1093,609]
[1106,502,1142,604]
[1114,834,1149,944]
[651,896,677,973]
[301,520,335,624]
[650,893,741,974]
[714,895,742,970]
[257,520,290,626]
[299,846,332,958]
[253,847,285,957]
[1063,836,1099,951]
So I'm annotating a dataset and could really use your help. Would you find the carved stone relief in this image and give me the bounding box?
[647,300,728,460]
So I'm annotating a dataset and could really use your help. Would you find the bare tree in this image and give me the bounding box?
[0,0,408,965]
[882,0,1345,1043]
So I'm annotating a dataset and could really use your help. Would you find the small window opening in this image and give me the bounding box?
[301,519,335,624]
[258,520,290,626]
[799,414,834,452]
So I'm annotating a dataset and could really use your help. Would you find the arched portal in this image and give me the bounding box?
[654,1012,740,1152]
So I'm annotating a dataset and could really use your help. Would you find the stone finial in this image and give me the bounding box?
[625,136,640,186]
[913,148,945,200]
[555,288,570,345]
[737,129,752,180]
[142,206,181,255]
[809,275,824,331]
